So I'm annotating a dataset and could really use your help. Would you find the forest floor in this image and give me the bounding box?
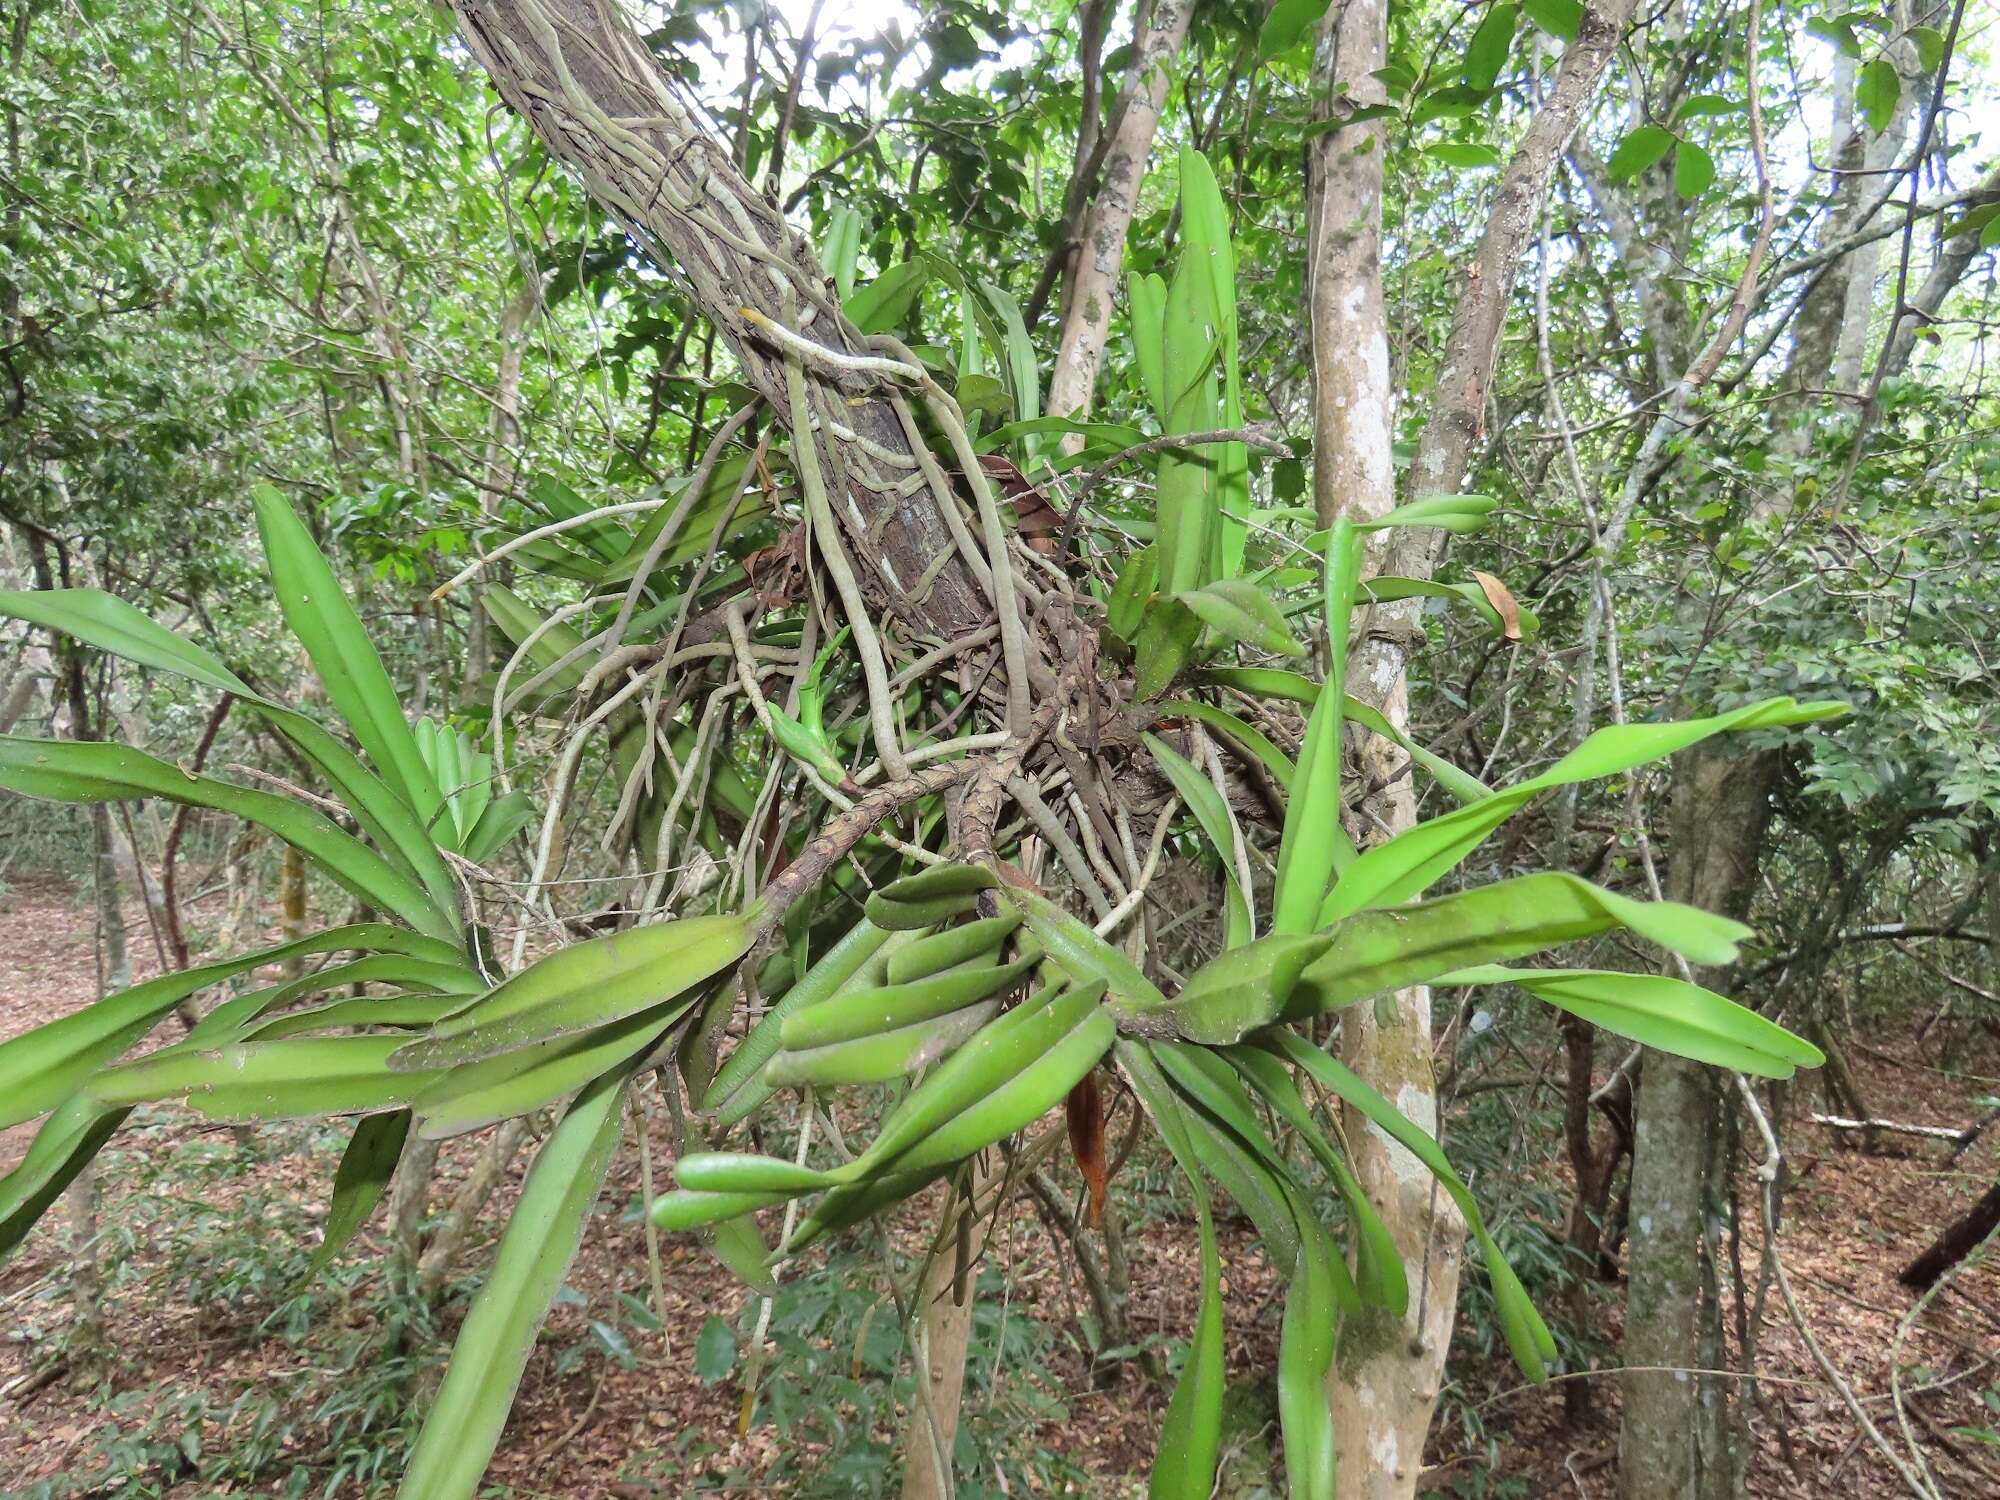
[1,876,1996,1499]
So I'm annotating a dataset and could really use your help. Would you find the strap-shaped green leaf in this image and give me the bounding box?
[1321,696,1850,922]
[1200,666,1494,805]
[1177,579,1307,658]
[393,913,751,1069]
[0,923,458,1130]
[0,736,456,940]
[1361,574,1539,637]
[1127,271,1169,418]
[0,1096,128,1261]
[411,998,695,1140]
[1153,931,1330,1041]
[0,586,461,919]
[1265,1030,1557,1379]
[0,586,251,696]
[1143,732,1252,946]
[1282,873,1753,1035]
[1116,1042,1224,1500]
[1160,699,1296,792]
[1436,965,1824,1078]
[304,1110,411,1279]
[1277,1220,1339,1500]
[1177,148,1249,579]
[1226,1045,1406,1315]
[86,1034,444,1121]
[397,1063,629,1500]
[253,484,441,821]
[1272,521,1360,934]
[1007,888,1167,1013]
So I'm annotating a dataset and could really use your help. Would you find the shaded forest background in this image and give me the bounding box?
[3,0,1999,1497]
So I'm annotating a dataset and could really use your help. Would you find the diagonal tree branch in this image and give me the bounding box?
[443,0,988,638]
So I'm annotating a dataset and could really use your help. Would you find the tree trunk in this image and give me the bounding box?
[1306,4,1635,1490]
[900,1156,999,1500]
[461,273,540,700]
[444,0,988,640]
[1899,1177,2000,1292]
[1619,745,1776,1500]
[1044,0,1193,436]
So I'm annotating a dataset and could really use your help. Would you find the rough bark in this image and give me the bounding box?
[444,0,985,637]
[1044,0,1192,437]
[1619,745,1777,1500]
[1305,4,1635,1491]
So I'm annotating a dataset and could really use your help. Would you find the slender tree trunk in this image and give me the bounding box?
[1619,746,1776,1500]
[900,1155,999,1500]
[279,842,308,979]
[1044,0,1192,436]
[461,273,540,699]
[1306,10,1464,1493]
[1306,3,1635,1490]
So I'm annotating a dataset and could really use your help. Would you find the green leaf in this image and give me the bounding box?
[1277,1221,1339,1500]
[1321,698,1849,920]
[0,923,453,1131]
[1143,733,1252,946]
[1359,574,1540,637]
[460,790,535,864]
[0,1097,128,1261]
[1605,124,1677,182]
[1107,545,1158,644]
[1155,932,1331,1044]
[843,260,930,332]
[1675,141,1716,198]
[88,1035,445,1121]
[1158,700,1295,792]
[0,587,250,699]
[412,1000,695,1140]
[1462,3,1519,92]
[1437,965,1824,1077]
[394,913,752,1068]
[1857,57,1900,135]
[305,1111,411,1278]
[1266,1031,1556,1379]
[1116,1044,1224,1500]
[396,1065,629,1500]
[1259,0,1333,60]
[1176,579,1307,658]
[982,279,1041,443]
[820,202,864,301]
[1427,142,1504,170]
[1134,595,1202,700]
[253,485,441,822]
[694,1315,738,1384]
[1522,0,1582,41]
[0,736,456,940]
[1127,272,1169,419]
[1006,888,1168,1013]
[1674,93,1742,120]
[1271,522,1360,935]
[0,588,459,922]
[1177,147,1249,579]
[1909,25,1946,72]
[1289,873,1758,1032]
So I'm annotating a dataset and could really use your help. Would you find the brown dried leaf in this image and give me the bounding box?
[1065,1069,1107,1230]
[1470,569,1522,641]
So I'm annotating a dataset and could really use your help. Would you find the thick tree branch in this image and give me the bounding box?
[444,0,986,637]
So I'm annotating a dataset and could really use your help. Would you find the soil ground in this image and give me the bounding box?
[2,876,1995,1498]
